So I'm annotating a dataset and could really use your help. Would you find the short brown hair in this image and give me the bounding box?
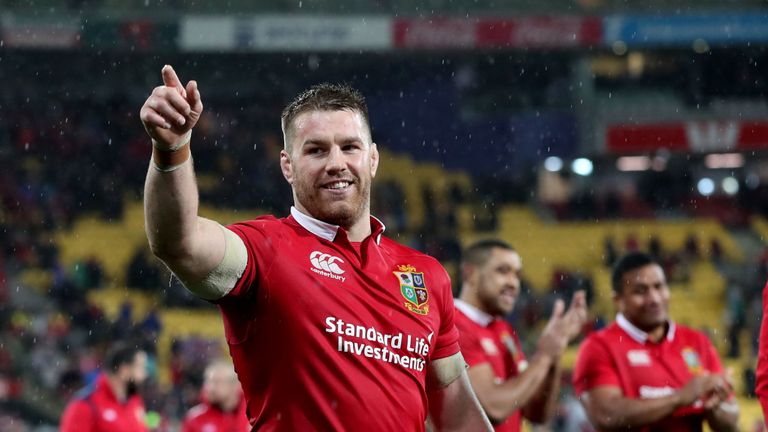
[281,83,371,149]
[461,239,515,268]
[457,239,516,295]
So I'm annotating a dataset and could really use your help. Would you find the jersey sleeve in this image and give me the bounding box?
[223,217,279,299]
[757,281,768,416]
[430,263,460,361]
[456,322,489,367]
[60,400,95,432]
[573,334,621,395]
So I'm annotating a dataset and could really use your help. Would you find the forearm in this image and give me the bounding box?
[144,152,226,283]
[705,401,739,432]
[484,354,554,421]
[523,359,561,424]
[144,156,200,257]
[588,394,683,430]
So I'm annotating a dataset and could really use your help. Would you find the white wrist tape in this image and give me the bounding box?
[152,130,192,152]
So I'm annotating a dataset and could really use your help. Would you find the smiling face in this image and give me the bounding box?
[465,248,523,316]
[614,263,670,333]
[280,109,379,228]
[117,351,148,397]
[203,362,241,411]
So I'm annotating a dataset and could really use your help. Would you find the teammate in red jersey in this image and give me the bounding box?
[140,65,491,431]
[181,359,250,432]
[60,343,148,432]
[454,239,587,432]
[756,281,768,419]
[573,252,738,431]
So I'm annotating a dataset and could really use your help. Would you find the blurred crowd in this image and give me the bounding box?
[1,51,767,430]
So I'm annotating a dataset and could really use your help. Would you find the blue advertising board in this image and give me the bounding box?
[604,13,768,46]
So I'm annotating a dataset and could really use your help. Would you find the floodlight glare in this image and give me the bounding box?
[544,156,563,172]
[697,178,715,196]
[571,158,594,176]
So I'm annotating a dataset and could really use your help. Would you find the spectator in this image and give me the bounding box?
[60,342,149,432]
[181,359,249,432]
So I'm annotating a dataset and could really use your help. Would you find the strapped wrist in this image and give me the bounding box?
[152,130,192,152]
[152,133,192,172]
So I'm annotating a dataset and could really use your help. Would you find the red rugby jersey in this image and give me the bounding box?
[60,373,147,432]
[454,300,527,432]
[181,395,250,432]
[219,208,460,431]
[757,281,768,417]
[573,314,725,432]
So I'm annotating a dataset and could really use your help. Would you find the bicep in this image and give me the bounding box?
[427,353,493,431]
[168,220,248,300]
[428,352,467,390]
[465,362,499,405]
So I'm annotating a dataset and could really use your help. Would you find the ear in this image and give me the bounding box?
[460,262,476,284]
[370,143,379,178]
[612,290,622,313]
[280,149,294,185]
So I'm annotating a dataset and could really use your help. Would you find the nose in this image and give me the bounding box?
[325,145,346,174]
[508,275,520,293]
[646,287,662,305]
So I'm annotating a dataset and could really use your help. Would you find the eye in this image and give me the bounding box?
[305,146,324,155]
[342,141,362,152]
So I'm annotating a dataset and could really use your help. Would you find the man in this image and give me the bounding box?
[140,65,491,431]
[573,252,738,431]
[60,343,148,432]
[455,239,587,431]
[182,359,249,432]
[756,281,768,418]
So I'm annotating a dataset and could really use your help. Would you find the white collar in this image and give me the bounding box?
[291,207,338,241]
[616,313,676,344]
[454,299,494,327]
[290,206,385,244]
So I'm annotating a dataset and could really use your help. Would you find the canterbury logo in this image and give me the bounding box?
[309,251,346,282]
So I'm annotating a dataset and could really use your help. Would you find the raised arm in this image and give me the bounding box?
[522,290,587,423]
[468,292,586,425]
[140,65,231,293]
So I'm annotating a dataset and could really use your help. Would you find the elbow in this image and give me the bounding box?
[482,402,513,426]
[147,239,192,266]
[147,240,174,262]
[145,220,203,263]
[587,413,624,432]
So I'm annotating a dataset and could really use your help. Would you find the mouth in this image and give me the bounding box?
[500,290,516,303]
[322,180,354,191]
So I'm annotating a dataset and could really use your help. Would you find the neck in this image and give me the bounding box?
[106,374,127,402]
[646,323,667,343]
[459,288,490,315]
[345,210,372,242]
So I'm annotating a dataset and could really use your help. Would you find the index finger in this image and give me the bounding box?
[550,299,565,319]
[162,65,184,90]
[570,290,587,308]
